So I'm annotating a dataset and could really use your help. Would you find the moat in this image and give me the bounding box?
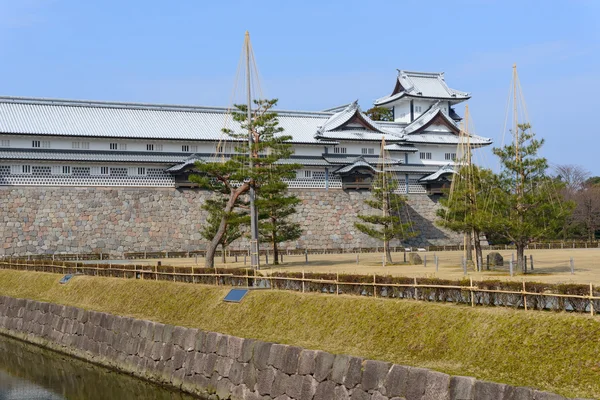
[0,334,199,400]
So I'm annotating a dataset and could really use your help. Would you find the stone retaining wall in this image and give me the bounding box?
[0,295,576,400]
[0,187,461,256]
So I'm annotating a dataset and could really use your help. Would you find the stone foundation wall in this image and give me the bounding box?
[0,296,571,400]
[0,187,461,256]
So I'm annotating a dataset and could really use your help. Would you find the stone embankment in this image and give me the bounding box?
[0,295,578,400]
[0,187,460,256]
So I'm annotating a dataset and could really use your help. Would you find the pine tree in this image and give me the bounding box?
[256,178,302,264]
[492,124,573,272]
[354,172,416,263]
[200,198,247,264]
[437,166,498,270]
[190,99,298,268]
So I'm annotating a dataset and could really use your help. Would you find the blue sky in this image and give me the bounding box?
[0,0,598,174]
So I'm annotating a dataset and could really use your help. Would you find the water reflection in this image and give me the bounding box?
[0,335,199,400]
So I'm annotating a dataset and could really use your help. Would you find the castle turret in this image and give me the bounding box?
[374,70,470,123]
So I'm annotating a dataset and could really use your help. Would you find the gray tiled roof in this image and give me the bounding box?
[374,70,470,105]
[419,164,457,182]
[335,160,380,174]
[166,156,332,173]
[384,143,418,152]
[0,149,187,163]
[0,96,334,144]
[316,101,403,142]
[386,164,440,173]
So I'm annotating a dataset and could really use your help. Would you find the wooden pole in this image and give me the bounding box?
[373,274,376,298]
[414,277,418,300]
[302,270,305,293]
[336,272,339,296]
[470,277,474,307]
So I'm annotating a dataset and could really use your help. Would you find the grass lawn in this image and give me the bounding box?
[0,269,598,398]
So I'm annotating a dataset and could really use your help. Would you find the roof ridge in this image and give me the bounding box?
[0,95,334,117]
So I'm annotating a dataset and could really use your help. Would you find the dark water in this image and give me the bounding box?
[0,335,200,400]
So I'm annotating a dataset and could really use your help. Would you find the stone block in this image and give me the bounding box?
[334,385,351,400]
[153,323,165,342]
[182,350,196,376]
[192,353,207,375]
[473,380,506,399]
[252,341,273,371]
[203,353,218,377]
[423,371,450,400]
[285,374,304,399]
[449,375,475,400]
[384,364,409,397]
[256,366,276,396]
[331,354,350,384]
[488,252,504,267]
[268,343,288,370]
[282,346,302,375]
[238,338,254,363]
[298,349,317,376]
[405,367,428,400]
[361,359,391,392]
[171,325,187,348]
[162,324,174,344]
[204,331,222,354]
[216,356,234,377]
[314,350,335,382]
[242,362,258,389]
[182,328,199,352]
[229,361,245,385]
[300,375,319,400]
[216,377,233,399]
[139,320,153,340]
[371,392,388,400]
[503,386,534,400]
[271,370,290,398]
[408,253,422,265]
[314,380,336,400]
[532,391,566,400]
[350,388,370,400]
[226,335,243,360]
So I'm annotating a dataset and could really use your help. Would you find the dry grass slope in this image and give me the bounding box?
[0,270,598,398]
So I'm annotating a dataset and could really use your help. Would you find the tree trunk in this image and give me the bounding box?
[205,184,249,268]
[516,243,526,273]
[465,231,473,262]
[473,230,483,272]
[272,223,279,265]
[384,239,393,264]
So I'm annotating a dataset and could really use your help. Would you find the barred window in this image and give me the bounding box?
[182,145,190,152]
[420,152,432,160]
[445,153,456,161]
[334,147,347,154]
[22,165,31,174]
[0,140,9,147]
[110,143,118,150]
[146,144,154,151]
[100,167,109,175]
[32,140,41,148]
[62,166,71,174]
[361,148,375,155]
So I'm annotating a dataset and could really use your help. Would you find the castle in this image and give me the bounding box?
[0,70,491,255]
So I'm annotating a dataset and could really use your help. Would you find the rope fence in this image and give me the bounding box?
[0,259,597,316]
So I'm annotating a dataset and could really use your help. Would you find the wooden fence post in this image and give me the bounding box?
[336,272,339,296]
[470,277,474,307]
[570,258,575,275]
[590,283,595,316]
[523,281,527,311]
[302,270,305,293]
